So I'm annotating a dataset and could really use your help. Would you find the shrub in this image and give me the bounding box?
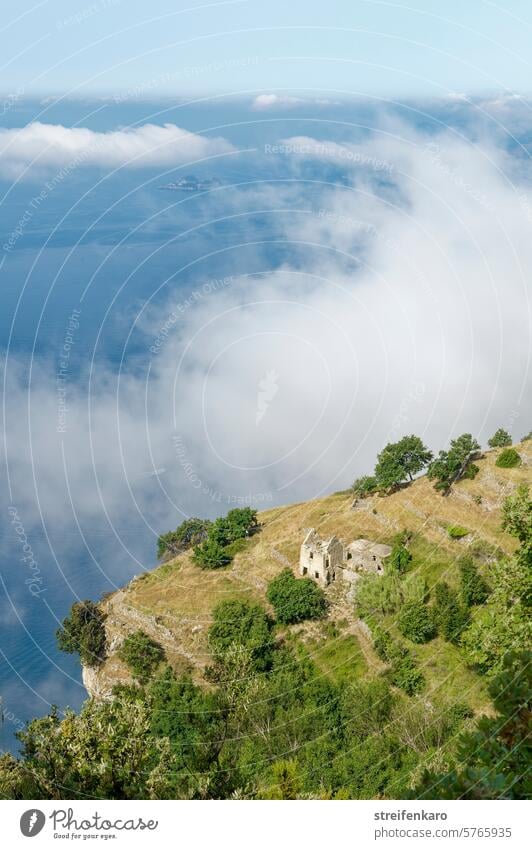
[267,569,327,624]
[398,601,436,643]
[495,448,521,469]
[488,428,512,448]
[56,600,106,666]
[209,600,274,671]
[118,630,165,684]
[352,475,378,498]
[459,557,490,607]
[447,525,470,539]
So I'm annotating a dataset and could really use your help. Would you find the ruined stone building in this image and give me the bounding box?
[299,529,392,586]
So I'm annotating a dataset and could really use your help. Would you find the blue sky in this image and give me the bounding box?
[3,0,532,98]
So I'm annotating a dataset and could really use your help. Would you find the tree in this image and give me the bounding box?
[495,448,521,468]
[193,538,231,569]
[414,652,531,799]
[267,570,327,624]
[56,600,106,667]
[374,435,433,491]
[157,517,212,559]
[398,601,436,643]
[118,630,165,684]
[488,428,512,448]
[352,475,378,498]
[427,433,480,493]
[209,600,274,671]
[459,556,490,607]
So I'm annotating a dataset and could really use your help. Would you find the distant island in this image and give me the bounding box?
[159,175,221,192]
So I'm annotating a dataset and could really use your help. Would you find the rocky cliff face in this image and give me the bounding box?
[82,663,115,701]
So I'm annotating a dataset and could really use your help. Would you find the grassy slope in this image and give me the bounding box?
[95,441,531,710]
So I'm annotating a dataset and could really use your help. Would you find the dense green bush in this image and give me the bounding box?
[56,600,106,666]
[495,447,521,468]
[459,557,490,607]
[488,428,512,448]
[398,601,436,643]
[209,600,274,670]
[193,507,259,569]
[267,569,327,624]
[118,630,165,684]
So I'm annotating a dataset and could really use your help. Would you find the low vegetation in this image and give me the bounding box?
[495,447,521,468]
[447,524,470,539]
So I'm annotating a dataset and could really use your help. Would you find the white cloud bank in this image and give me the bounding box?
[0,122,235,179]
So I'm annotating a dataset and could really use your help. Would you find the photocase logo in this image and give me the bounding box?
[255,369,279,425]
[20,809,45,837]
